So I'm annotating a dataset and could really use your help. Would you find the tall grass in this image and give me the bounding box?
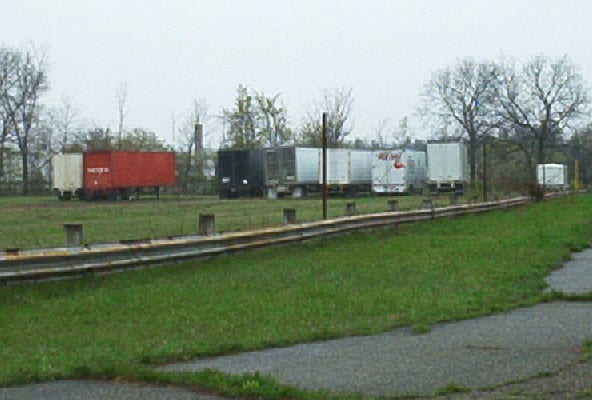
[0,194,591,396]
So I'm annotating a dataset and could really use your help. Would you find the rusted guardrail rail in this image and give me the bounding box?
[0,195,547,284]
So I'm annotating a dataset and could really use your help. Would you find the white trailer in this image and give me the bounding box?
[537,163,568,190]
[51,153,83,200]
[427,143,468,195]
[320,148,373,194]
[371,150,427,194]
[265,147,320,197]
[350,149,374,184]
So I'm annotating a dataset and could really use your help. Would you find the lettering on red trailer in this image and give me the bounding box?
[86,167,110,173]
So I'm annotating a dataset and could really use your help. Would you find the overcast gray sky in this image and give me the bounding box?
[2,0,592,148]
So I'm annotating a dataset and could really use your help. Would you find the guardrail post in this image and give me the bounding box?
[422,199,433,210]
[64,223,83,247]
[345,202,357,216]
[387,200,398,211]
[199,214,216,236]
[283,208,297,224]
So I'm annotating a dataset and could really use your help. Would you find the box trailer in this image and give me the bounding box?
[350,149,374,185]
[265,146,320,197]
[371,150,427,194]
[537,163,568,190]
[319,148,373,194]
[427,143,468,195]
[218,149,266,198]
[82,150,176,200]
[51,153,83,200]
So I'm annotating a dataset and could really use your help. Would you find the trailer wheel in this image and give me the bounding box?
[118,189,129,200]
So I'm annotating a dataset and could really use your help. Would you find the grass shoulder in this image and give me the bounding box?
[1,194,592,398]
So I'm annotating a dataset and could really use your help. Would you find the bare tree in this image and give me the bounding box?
[49,96,85,152]
[0,46,48,194]
[27,105,55,191]
[84,128,114,150]
[300,87,354,147]
[0,113,9,180]
[372,118,389,148]
[496,56,589,174]
[222,85,292,149]
[422,59,498,185]
[0,49,16,180]
[223,84,260,149]
[255,91,292,147]
[394,116,410,145]
[120,127,167,151]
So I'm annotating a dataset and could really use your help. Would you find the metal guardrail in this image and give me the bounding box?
[0,196,543,284]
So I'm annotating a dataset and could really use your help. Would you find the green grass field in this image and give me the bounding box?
[1,194,591,398]
[0,194,455,249]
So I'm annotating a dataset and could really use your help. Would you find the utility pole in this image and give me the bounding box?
[322,112,328,220]
[482,138,488,201]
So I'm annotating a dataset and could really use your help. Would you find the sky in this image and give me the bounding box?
[2,0,592,149]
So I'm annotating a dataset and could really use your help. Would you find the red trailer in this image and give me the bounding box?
[82,150,176,200]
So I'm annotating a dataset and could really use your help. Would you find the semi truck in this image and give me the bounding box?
[371,150,427,194]
[426,142,468,195]
[218,149,266,198]
[51,150,176,200]
[537,163,568,191]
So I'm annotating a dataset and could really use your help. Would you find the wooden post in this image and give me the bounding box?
[387,200,399,211]
[198,214,215,236]
[422,199,433,210]
[64,224,83,247]
[283,208,296,224]
[345,202,357,216]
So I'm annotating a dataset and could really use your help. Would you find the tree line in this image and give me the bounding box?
[1,44,591,195]
[422,56,589,187]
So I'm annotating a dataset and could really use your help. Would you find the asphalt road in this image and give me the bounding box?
[545,248,592,295]
[2,249,592,399]
[0,381,223,400]
[163,302,592,396]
